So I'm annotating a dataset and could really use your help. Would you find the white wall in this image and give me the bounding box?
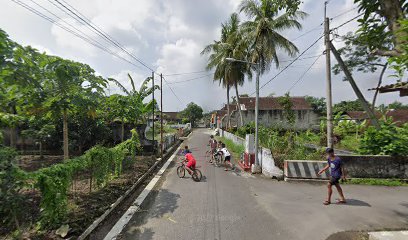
[221,130,283,178]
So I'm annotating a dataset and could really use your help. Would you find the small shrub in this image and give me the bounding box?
[0,147,25,229]
[360,118,408,156]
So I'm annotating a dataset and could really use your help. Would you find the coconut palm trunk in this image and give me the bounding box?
[63,109,69,159]
[234,82,243,127]
[226,85,231,128]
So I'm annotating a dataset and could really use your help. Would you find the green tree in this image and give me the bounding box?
[109,74,160,127]
[305,96,326,115]
[180,102,203,127]
[354,0,407,76]
[332,32,388,108]
[201,13,250,128]
[239,0,307,73]
[43,58,108,159]
[333,100,364,115]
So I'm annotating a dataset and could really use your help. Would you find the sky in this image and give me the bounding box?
[1,0,406,112]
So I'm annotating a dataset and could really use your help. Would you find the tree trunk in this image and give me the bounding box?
[330,42,380,129]
[63,109,69,160]
[39,142,43,159]
[234,82,244,127]
[121,120,125,142]
[372,63,388,110]
[226,86,231,129]
[10,127,16,148]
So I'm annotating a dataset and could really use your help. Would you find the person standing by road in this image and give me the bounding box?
[318,148,347,205]
[208,135,218,163]
[219,143,233,171]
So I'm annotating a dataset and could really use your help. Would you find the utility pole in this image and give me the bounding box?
[152,71,155,153]
[254,63,261,173]
[160,73,164,160]
[324,1,334,148]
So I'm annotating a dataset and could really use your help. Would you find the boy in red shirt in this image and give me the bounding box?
[183,146,196,175]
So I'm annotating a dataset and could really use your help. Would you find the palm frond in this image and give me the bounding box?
[108,77,130,95]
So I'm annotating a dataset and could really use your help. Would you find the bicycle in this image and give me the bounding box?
[177,159,202,182]
[213,151,223,167]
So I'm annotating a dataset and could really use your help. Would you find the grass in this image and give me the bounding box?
[344,178,408,187]
[216,137,244,164]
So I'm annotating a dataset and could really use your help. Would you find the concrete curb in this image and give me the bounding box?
[103,142,184,240]
[77,141,182,240]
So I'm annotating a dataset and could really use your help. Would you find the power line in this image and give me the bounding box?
[10,0,143,70]
[331,13,364,31]
[280,54,324,63]
[167,73,214,84]
[163,70,209,76]
[291,24,323,41]
[287,55,322,92]
[52,0,156,72]
[250,35,324,95]
[162,76,183,105]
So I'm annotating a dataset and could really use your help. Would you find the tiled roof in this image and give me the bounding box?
[238,96,312,110]
[369,82,408,97]
[346,110,408,126]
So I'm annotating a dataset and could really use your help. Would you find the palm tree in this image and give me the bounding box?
[201,13,250,127]
[239,0,307,73]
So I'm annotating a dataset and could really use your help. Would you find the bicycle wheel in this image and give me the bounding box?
[192,169,202,182]
[177,166,185,178]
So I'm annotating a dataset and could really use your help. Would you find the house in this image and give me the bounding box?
[346,110,408,126]
[162,112,182,124]
[219,96,320,130]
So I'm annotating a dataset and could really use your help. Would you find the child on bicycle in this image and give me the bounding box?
[219,143,233,171]
[208,135,218,163]
[182,145,196,176]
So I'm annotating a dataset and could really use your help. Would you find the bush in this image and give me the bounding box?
[338,135,361,152]
[0,147,25,229]
[33,128,141,227]
[360,118,408,156]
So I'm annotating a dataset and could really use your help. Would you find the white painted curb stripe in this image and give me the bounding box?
[103,145,182,240]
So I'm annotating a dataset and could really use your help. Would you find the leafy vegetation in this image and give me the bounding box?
[0,147,25,229]
[360,118,408,156]
[32,129,140,227]
[344,178,408,187]
[180,102,203,127]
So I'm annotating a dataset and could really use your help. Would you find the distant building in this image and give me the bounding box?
[217,96,320,130]
[345,110,408,126]
[162,112,182,124]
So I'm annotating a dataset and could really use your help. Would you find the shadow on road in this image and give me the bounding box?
[344,199,371,207]
[118,189,180,240]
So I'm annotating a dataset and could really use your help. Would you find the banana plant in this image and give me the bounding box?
[108,74,160,140]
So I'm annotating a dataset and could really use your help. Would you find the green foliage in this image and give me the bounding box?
[0,147,25,229]
[32,129,140,227]
[334,120,364,138]
[360,118,408,156]
[337,135,361,153]
[333,100,364,115]
[305,96,326,115]
[234,123,324,168]
[217,137,245,159]
[180,102,203,127]
[278,93,295,126]
[345,178,408,187]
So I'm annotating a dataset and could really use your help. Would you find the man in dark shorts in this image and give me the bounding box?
[318,148,346,205]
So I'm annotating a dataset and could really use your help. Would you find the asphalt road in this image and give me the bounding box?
[116,129,408,240]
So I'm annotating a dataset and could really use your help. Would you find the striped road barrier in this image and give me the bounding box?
[284,160,330,180]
